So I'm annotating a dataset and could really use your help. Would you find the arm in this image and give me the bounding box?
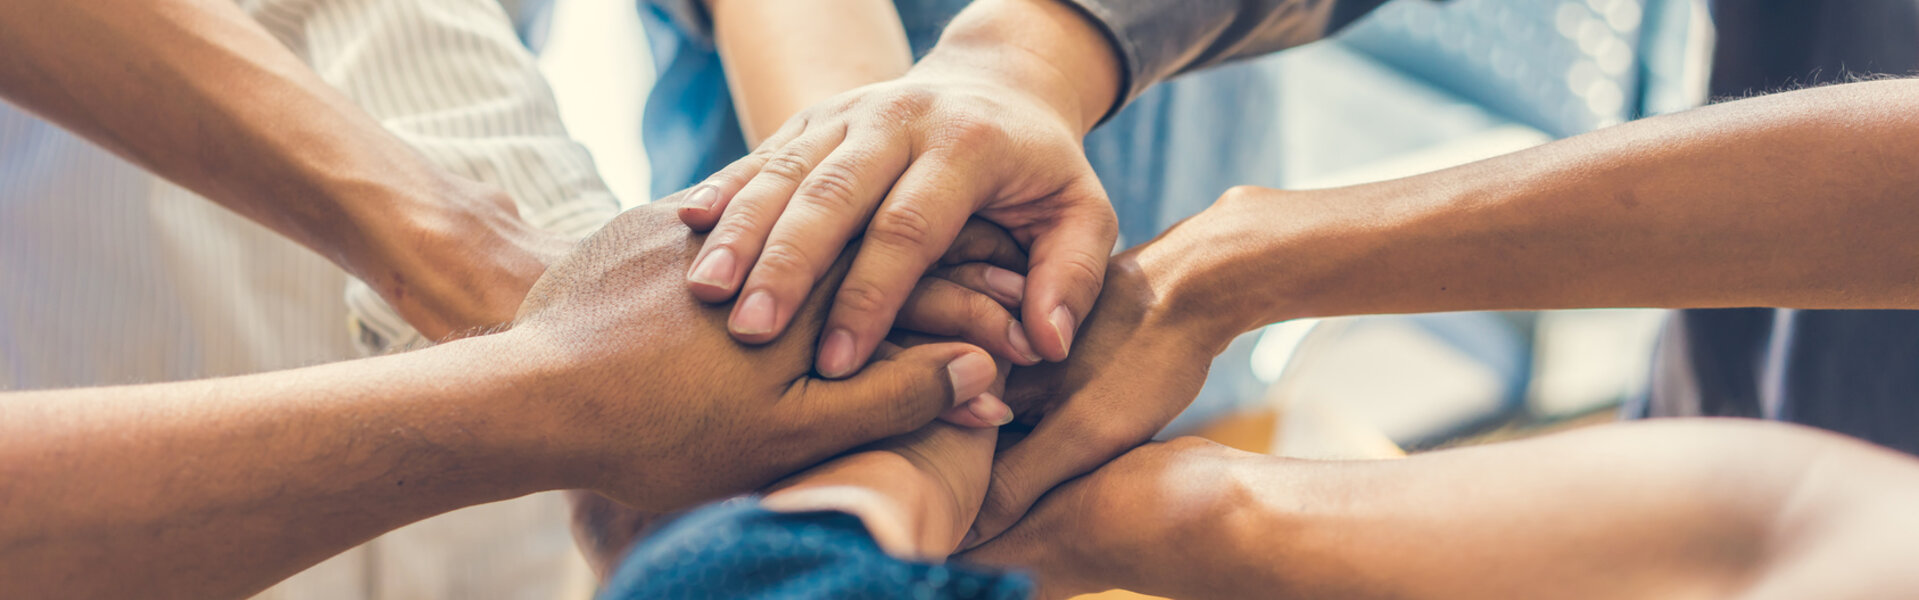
[1155,78,1919,341]
[707,0,914,144]
[971,77,1919,545]
[0,337,564,600]
[0,202,997,599]
[965,421,1919,599]
[0,0,572,340]
[250,0,624,346]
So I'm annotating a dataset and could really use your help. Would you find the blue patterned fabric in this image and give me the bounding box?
[600,499,1032,600]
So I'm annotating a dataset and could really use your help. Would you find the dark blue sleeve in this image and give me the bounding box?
[599,498,1034,600]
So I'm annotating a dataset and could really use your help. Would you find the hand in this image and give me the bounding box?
[676,0,1123,379]
[963,223,1243,547]
[563,236,1025,577]
[959,437,1249,599]
[507,197,1006,512]
[355,179,574,341]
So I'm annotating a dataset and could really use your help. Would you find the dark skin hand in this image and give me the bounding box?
[565,215,1034,573]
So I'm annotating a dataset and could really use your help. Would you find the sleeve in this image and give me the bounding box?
[603,498,1034,600]
[236,0,623,353]
[640,0,715,47]
[1062,0,1396,120]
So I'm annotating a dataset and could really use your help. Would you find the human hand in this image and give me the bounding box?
[961,210,1259,547]
[355,179,574,341]
[959,437,1250,599]
[676,0,1123,378]
[558,227,1023,574]
[507,198,1008,512]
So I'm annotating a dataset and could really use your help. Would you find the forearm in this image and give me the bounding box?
[918,0,1122,134]
[1114,421,1919,599]
[0,0,487,280]
[710,0,913,144]
[0,334,574,599]
[1160,79,1919,339]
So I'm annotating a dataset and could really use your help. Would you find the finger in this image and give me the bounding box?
[1018,183,1118,361]
[963,404,1156,548]
[678,117,809,229]
[685,126,845,309]
[940,219,1028,271]
[816,153,985,378]
[876,335,1016,429]
[791,343,1000,450]
[930,262,1026,310]
[731,128,912,345]
[896,277,1039,365]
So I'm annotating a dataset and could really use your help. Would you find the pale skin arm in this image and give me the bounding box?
[706,0,914,145]
[0,0,560,339]
[1149,78,1919,342]
[965,421,1919,599]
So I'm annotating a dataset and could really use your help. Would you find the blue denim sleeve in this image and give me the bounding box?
[600,498,1034,600]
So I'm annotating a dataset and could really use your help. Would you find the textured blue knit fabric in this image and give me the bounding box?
[600,499,1033,600]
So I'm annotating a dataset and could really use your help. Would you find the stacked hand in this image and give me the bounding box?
[509,197,1013,512]
[675,25,1120,379]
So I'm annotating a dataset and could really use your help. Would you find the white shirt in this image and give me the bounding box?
[0,0,620,597]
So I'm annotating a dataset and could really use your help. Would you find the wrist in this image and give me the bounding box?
[426,332,593,493]
[919,0,1121,134]
[1137,186,1397,342]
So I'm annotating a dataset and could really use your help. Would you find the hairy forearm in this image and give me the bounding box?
[0,0,484,277]
[1159,79,1919,339]
[710,0,913,144]
[0,334,572,599]
[1116,421,1919,599]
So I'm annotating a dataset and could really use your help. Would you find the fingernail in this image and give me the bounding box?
[1048,305,1076,357]
[818,329,856,378]
[732,290,777,335]
[686,185,720,212]
[983,266,1025,304]
[945,352,996,404]
[966,393,1015,426]
[688,247,736,289]
[1006,321,1041,363]
[960,530,981,549]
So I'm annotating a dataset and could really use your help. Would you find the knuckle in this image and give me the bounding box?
[833,280,895,318]
[867,203,937,250]
[940,112,1001,146]
[754,244,820,279]
[794,164,864,214]
[876,87,937,120]
[1218,185,1271,208]
[760,151,814,182]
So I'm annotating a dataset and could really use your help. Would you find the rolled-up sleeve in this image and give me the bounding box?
[1062,0,1393,118]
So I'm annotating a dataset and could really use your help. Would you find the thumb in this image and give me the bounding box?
[794,342,1000,449]
[965,409,1151,549]
[1019,185,1118,362]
